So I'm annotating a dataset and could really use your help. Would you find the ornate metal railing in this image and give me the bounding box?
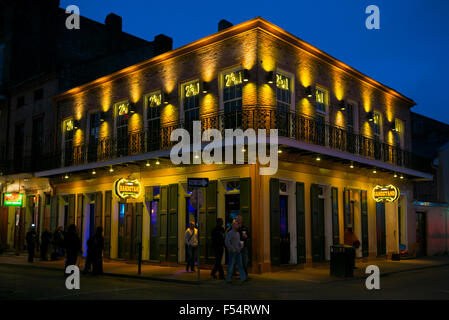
[59,107,412,169]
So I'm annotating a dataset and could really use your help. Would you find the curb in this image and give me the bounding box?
[0,263,201,285]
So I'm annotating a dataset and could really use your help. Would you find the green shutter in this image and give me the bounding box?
[206,180,217,264]
[361,190,369,257]
[296,182,306,264]
[240,178,251,266]
[270,178,280,266]
[145,186,154,202]
[343,188,351,228]
[104,191,112,259]
[199,188,207,264]
[76,194,84,242]
[68,194,76,226]
[132,202,143,260]
[167,184,178,263]
[124,203,133,260]
[310,184,324,262]
[94,191,103,229]
[331,187,340,245]
[159,186,168,262]
[50,195,58,232]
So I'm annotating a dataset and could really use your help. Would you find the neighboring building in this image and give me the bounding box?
[6,17,435,273]
[0,0,172,251]
[411,112,449,256]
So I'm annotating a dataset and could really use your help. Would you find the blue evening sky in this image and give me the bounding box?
[60,0,449,124]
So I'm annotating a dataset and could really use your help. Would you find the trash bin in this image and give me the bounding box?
[330,245,354,277]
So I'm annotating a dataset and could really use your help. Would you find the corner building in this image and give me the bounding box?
[36,18,432,273]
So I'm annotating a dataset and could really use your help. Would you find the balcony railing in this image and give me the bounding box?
[58,107,412,169]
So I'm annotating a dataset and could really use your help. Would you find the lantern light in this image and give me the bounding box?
[305,86,313,98]
[243,69,250,82]
[266,71,274,84]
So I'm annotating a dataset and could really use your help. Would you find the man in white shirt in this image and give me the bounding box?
[185,221,198,272]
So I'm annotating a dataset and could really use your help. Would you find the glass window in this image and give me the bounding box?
[222,69,243,128]
[373,112,381,135]
[64,119,74,166]
[276,73,292,136]
[116,101,129,157]
[315,87,328,113]
[88,113,101,162]
[146,91,162,151]
[395,118,404,147]
[347,103,354,131]
[182,81,200,129]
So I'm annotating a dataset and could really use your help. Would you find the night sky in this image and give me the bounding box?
[60,0,449,125]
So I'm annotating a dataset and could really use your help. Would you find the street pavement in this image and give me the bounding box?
[0,253,449,300]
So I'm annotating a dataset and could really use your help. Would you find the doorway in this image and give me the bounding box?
[416,211,427,256]
[225,194,240,263]
[149,200,159,261]
[117,203,126,259]
[89,203,95,240]
[279,195,290,265]
[376,202,386,256]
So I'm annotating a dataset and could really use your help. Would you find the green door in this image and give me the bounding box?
[167,184,178,263]
[376,202,386,256]
[331,187,339,245]
[49,196,58,233]
[361,190,369,257]
[132,202,143,261]
[343,188,351,228]
[296,182,306,264]
[159,186,168,262]
[94,192,103,230]
[270,178,280,266]
[68,195,76,227]
[310,184,325,262]
[104,191,112,259]
[76,194,83,239]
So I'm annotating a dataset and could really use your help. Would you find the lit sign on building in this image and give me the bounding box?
[373,185,400,202]
[147,92,162,107]
[118,102,129,116]
[3,193,24,207]
[114,178,142,200]
[184,82,200,97]
[276,74,290,90]
[224,71,242,87]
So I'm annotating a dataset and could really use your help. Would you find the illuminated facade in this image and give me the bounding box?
[9,18,437,272]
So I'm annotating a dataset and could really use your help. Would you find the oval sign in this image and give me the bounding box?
[114,178,142,200]
[373,185,399,203]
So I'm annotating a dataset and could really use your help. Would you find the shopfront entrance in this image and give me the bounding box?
[224,193,240,264]
[117,202,143,261]
[279,195,290,264]
[0,207,8,250]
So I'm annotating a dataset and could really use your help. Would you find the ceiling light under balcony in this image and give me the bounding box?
[92,169,96,175]
[400,175,404,179]
[316,155,321,161]
[64,174,69,179]
[350,161,354,169]
[146,161,150,167]
[372,169,377,174]
[109,166,114,173]
[156,160,160,165]
[394,173,398,178]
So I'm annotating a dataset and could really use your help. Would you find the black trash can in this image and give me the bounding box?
[330,245,354,277]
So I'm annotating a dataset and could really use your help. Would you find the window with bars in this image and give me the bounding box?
[182,81,200,133]
[347,103,354,131]
[315,87,328,113]
[373,112,381,136]
[88,113,101,162]
[146,91,162,151]
[394,118,404,147]
[222,69,243,129]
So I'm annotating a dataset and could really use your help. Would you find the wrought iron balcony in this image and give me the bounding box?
[59,107,412,169]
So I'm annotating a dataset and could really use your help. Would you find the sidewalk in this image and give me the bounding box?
[1,252,448,284]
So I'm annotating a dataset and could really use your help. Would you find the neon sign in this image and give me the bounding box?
[373,185,399,202]
[3,193,24,207]
[114,178,142,200]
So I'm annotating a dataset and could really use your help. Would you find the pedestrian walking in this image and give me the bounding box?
[40,229,52,261]
[236,215,249,276]
[92,226,104,275]
[185,221,198,273]
[225,221,246,284]
[211,218,225,279]
[64,224,82,274]
[25,227,37,263]
[52,226,65,258]
[344,225,360,269]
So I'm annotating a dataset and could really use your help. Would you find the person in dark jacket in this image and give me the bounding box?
[53,226,65,258]
[40,229,52,261]
[236,215,249,277]
[64,224,82,272]
[211,218,225,279]
[25,227,37,263]
[92,226,104,275]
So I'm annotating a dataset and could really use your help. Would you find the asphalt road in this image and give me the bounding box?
[0,264,448,300]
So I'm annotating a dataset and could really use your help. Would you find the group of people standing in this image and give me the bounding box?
[185,215,249,284]
[25,224,104,276]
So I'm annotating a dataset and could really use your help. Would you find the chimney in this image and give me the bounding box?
[153,34,173,56]
[218,19,233,32]
[105,13,122,33]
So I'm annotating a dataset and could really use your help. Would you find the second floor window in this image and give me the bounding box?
[146,91,161,151]
[346,103,354,131]
[222,69,243,128]
[64,119,74,166]
[116,101,129,157]
[373,112,381,136]
[395,118,404,147]
[315,87,328,113]
[182,81,200,132]
[88,113,101,162]
[276,73,292,135]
